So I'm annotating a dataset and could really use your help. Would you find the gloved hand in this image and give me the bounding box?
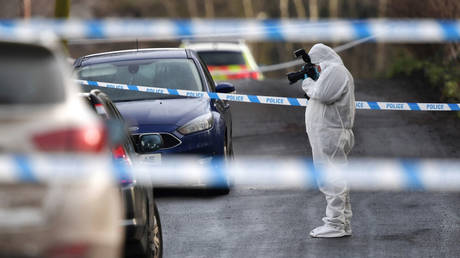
[305,65,319,80]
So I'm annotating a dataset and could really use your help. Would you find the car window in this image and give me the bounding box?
[77,59,203,102]
[197,57,216,92]
[0,44,65,105]
[197,51,246,66]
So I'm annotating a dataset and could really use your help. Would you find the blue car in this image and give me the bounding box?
[74,48,234,191]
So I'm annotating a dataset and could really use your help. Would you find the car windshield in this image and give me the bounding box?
[197,51,246,66]
[0,44,65,105]
[76,58,203,101]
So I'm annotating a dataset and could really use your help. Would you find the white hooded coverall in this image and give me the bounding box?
[302,44,355,237]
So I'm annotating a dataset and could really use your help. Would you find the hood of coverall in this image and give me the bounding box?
[308,43,343,70]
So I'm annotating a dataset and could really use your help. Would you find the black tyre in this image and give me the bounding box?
[146,203,162,258]
[207,136,231,195]
[227,137,234,160]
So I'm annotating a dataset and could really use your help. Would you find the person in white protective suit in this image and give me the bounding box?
[301,43,355,238]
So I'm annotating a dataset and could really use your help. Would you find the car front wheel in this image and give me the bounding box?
[208,135,231,195]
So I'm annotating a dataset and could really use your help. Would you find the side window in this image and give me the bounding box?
[197,57,216,92]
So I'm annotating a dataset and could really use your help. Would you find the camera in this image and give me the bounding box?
[286,49,319,84]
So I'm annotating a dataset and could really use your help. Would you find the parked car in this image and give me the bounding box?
[181,40,263,81]
[0,40,123,257]
[74,48,233,193]
[79,89,163,258]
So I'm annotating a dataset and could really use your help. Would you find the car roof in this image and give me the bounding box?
[75,48,191,67]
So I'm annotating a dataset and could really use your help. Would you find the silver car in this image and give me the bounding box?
[0,39,123,258]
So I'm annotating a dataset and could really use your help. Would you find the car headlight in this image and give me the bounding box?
[178,113,213,135]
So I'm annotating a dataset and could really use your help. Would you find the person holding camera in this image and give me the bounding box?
[300,43,356,238]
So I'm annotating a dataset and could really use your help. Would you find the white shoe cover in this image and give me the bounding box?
[309,224,351,238]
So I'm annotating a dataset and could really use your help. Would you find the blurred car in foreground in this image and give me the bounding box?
[75,48,233,193]
[0,40,123,257]
[80,90,163,258]
[181,40,263,81]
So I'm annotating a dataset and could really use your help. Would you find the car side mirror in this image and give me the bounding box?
[216,82,235,93]
[139,134,163,153]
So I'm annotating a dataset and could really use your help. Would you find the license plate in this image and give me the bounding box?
[141,153,162,165]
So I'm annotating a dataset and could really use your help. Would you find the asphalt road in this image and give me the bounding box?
[157,78,460,258]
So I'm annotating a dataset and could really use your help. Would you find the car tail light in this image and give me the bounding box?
[112,145,126,160]
[46,243,90,258]
[32,125,107,153]
[112,145,132,166]
[249,71,261,80]
[112,145,133,185]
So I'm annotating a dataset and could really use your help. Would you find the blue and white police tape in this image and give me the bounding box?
[2,155,460,191]
[77,79,308,107]
[77,79,460,111]
[1,19,460,43]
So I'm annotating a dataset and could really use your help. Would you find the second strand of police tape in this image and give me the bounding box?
[77,80,460,111]
[3,155,460,191]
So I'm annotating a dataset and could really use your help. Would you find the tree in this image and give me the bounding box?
[347,0,356,18]
[205,0,215,18]
[163,1,178,18]
[376,0,387,72]
[387,0,460,61]
[293,0,306,18]
[329,0,339,18]
[55,0,70,53]
[54,0,70,18]
[23,0,31,19]
[187,0,199,18]
[309,0,318,20]
[280,0,289,19]
[242,0,254,18]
